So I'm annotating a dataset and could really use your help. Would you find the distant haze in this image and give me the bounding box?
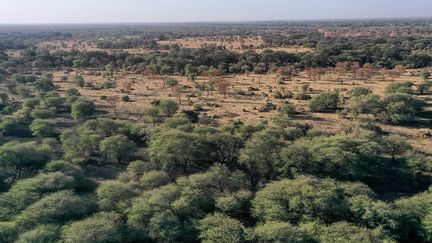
[2,0,432,24]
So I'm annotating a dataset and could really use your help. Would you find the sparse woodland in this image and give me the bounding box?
[0,20,432,243]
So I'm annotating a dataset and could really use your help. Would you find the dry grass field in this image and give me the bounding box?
[6,35,311,55]
[158,36,313,53]
[52,68,432,155]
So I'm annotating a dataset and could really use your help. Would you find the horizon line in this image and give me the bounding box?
[1,16,432,26]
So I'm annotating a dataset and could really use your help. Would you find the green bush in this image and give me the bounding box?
[61,212,123,243]
[121,95,130,102]
[71,100,96,120]
[309,91,340,112]
[66,88,80,96]
[30,119,56,137]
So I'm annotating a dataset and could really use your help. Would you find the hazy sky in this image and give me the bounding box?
[1,0,432,24]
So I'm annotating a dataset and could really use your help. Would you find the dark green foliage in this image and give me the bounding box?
[309,91,340,112]
[385,81,414,94]
[16,224,60,243]
[349,87,370,97]
[99,134,137,163]
[422,69,431,81]
[66,88,80,97]
[345,94,382,118]
[380,93,425,124]
[259,102,277,112]
[60,118,146,163]
[0,172,78,220]
[0,117,24,136]
[22,98,41,109]
[158,100,179,117]
[148,129,201,172]
[71,100,96,120]
[278,102,296,117]
[345,92,425,124]
[252,176,353,223]
[30,119,56,137]
[61,212,123,243]
[72,75,85,87]
[121,95,130,102]
[0,142,51,183]
[15,190,92,228]
[198,213,245,243]
[30,107,56,119]
[239,129,285,189]
[253,221,313,243]
[34,74,56,93]
[181,110,199,123]
[417,80,432,95]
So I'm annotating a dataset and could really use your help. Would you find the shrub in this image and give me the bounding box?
[72,75,85,88]
[66,88,80,96]
[30,119,56,137]
[99,135,137,163]
[294,92,311,100]
[61,212,123,243]
[23,98,41,109]
[380,93,425,124]
[309,91,340,112]
[181,110,200,123]
[66,96,79,106]
[349,87,370,97]
[384,81,414,94]
[278,102,296,117]
[0,118,22,136]
[102,81,115,89]
[417,81,432,95]
[198,213,245,243]
[44,96,63,110]
[121,95,130,102]
[30,108,56,119]
[259,102,277,112]
[16,224,60,243]
[71,100,96,120]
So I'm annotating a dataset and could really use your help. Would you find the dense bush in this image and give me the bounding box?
[309,91,340,112]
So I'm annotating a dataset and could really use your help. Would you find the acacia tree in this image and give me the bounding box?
[239,129,285,190]
[164,78,178,90]
[105,63,114,78]
[335,62,349,80]
[361,63,374,81]
[305,68,321,83]
[351,62,361,79]
[198,213,245,243]
[214,78,231,98]
[106,96,119,116]
[99,134,137,163]
[381,135,411,162]
[158,100,179,117]
[172,85,184,104]
[61,212,123,243]
[148,130,199,172]
[71,100,96,120]
[0,142,51,182]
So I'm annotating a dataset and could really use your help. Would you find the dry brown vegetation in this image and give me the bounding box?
[158,36,313,53]
[52,66,432,154]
